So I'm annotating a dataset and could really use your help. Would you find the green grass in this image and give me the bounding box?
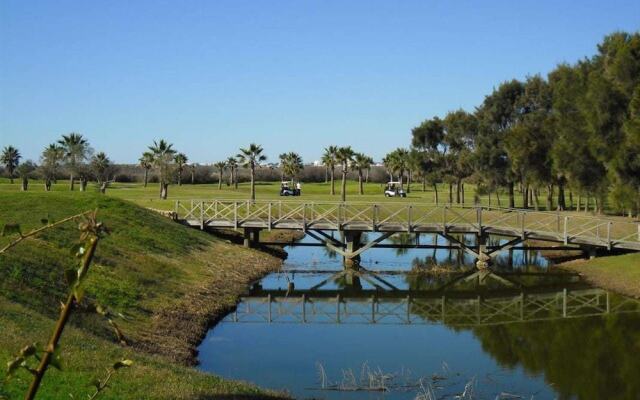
[563,253,640,298]
[0,179,568,212]
[0,192,283,399]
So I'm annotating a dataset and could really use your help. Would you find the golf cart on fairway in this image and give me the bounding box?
[384,181,406,197]
[280,181,301,196]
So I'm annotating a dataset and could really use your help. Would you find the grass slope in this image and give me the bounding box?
[0,192,283,399]
[562,252,640,298]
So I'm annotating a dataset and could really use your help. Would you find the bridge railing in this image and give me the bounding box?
[175,200,640,249]
[228,289,640,326]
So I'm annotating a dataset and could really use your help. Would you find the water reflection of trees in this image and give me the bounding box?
[472,313,640,399]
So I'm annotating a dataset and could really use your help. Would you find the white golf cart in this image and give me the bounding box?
[384,181,406,197]
[279,181,301,196]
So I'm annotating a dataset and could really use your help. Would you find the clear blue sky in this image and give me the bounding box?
[1,0,639,164]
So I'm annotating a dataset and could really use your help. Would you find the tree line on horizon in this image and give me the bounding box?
[397,31,639,216]
[1,31,638,215]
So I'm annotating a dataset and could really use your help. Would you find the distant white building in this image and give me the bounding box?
[313,160,323,167]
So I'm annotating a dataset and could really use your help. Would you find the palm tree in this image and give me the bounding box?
[58,133,91,191]
[226,157,238,189]
[335,146,355,202]
[1,146,21,183]
[148,139,177,199]
[40,143,64,191]
[16,161,36,191]
[214,161,226,189]
[189,164,197,184]
[281,152,304,184]
[353,153,373,195]
[91,152,113,193]
[322,146,339,195]
[237,143,267,201]
[174,153,188,186]
[384,148,409,190]
[278,153,288,181]
[139,151,154,187]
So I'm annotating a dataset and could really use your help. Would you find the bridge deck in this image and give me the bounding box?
[175,200,640,251]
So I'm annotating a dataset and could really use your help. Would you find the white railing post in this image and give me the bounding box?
[607,221,612,250]
[407,205,412,232]
[234,201,238,229]
[268,202,272,231]
[477,207,482,233]
[372,204,377,231]
[200,201,204,230]
[563,216,569,245]
[521,212,526,240]
[442,206,447,233]
[302,203,307,232]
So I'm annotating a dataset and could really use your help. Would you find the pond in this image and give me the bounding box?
[198,233,640,400]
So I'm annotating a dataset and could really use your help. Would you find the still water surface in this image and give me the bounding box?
[199,233,640,399]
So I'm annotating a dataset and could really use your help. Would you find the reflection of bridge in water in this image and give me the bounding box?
[227,271,640,327]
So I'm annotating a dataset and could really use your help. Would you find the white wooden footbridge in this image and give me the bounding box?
[174,200,640,266]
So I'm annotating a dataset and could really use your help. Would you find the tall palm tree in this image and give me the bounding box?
[335,146,355,202]
[58,133,90,191]
[281,152,304,184]
[353,153,373,195]
[237,143,267,201]
[384,148,409,190]
[278,153,288,182]
[91,152,113,193]
[1,146,21,183]
[139,151,154,187]
[174,153,188,186]
[148,139,176,199]
[322,146,339,195]
[226,157,238,189]
[40,143,63,191]
[213,161,226,189]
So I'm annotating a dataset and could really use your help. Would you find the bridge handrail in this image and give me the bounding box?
[174,199,640,249]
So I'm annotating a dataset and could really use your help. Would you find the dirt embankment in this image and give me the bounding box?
[137,229,303,366]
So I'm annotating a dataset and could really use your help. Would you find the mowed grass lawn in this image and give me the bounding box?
[0,178,555,211]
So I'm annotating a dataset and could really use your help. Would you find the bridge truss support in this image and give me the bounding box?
[243,228,261,248]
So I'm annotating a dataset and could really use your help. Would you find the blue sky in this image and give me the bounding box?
[1,0,639,164]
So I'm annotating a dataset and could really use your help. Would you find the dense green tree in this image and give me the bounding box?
[475,80,524,208]
[237,143,267,201]
[443,109,478,204]
[505,75,554,209]
[1,145,21,183]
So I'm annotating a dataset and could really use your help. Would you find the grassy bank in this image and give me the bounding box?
[0,192,285,399]
[561,253,640,298]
